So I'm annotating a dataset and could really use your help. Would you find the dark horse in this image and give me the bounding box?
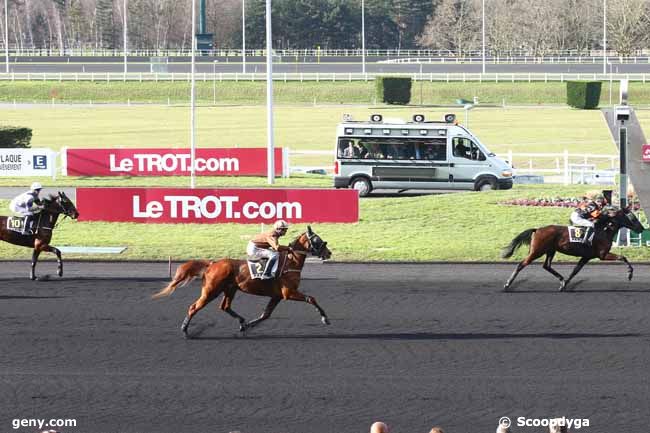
[0,192,79,280]
[153,226,332,338]
[502,207,645,291]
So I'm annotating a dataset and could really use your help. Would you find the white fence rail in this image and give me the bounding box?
[3,72,650,83]
[288,149,620,185]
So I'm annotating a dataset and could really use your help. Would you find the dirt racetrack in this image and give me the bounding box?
[1,261,649,433]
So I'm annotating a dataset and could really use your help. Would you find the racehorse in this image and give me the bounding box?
[0,192,79,280]
[502,207,645,291]
[153,226,332,338]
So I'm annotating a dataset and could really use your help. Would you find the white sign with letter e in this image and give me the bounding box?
[0,148,56,178]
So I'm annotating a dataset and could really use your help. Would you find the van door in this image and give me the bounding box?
[449,136,489,190]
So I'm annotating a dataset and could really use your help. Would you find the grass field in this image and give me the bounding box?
[0,104,617,179]
[1,185,648,262]
[2,80,650,105]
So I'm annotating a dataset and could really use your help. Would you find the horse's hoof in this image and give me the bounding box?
[57,270,63,278]
[322,316,330,325]
[628,274,633,281]
[503,285,511,292]
[239,323,247,333]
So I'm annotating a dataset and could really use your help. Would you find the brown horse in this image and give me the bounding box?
[0,192,79,280]
[502,207,645,292]
[153,226,332,338]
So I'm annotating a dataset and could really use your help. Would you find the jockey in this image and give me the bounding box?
[570,195,607,228]
[246,220,289,279]
[9,182,44,234]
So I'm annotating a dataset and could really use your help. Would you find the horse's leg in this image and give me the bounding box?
[41,245,63,277]
[504,233,547,291]
[243,297,282,331]
[220,288,248,332]
[284,289,330,325]
[561,257,591,291]
[542,250,565,287]
[602,253,634,281]
[181,278,224,338]
[30,248,42,280]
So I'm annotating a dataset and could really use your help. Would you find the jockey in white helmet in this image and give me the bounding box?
[246,220,289,279]
[9,182,44,234]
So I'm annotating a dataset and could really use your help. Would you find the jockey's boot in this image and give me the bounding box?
[261,255,278,280]
[22,216,33,235]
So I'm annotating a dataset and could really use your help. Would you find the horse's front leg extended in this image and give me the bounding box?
[284,288,330,325]
[562,257,591,291]
[602,253,633,281]
[30,248,42,280]
[42,245,63,277]
[243,297,281,331]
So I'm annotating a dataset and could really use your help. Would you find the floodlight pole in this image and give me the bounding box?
[603,0,607,75]
[618,79,629,245]
[242,0,246,74]
[481,0,485,74]
[266,0,275,184]
[4,0,8,74]
[361,0,365,75]
[123,0,128,74]
[190,0,197,188]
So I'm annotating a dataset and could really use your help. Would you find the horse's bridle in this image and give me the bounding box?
[289,232,328,259]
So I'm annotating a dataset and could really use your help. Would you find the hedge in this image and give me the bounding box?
[566,81,602,109]
[376,76,412,105]
[0,126,32,148]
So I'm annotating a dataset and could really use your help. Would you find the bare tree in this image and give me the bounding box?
[418,0,480,55]
[607,0,650,56]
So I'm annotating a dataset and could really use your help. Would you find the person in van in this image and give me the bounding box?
[454,140,470,158]
[366,143,384,159]
[354,142,368,158]
[342,141,358,158]
[386,143,402,159]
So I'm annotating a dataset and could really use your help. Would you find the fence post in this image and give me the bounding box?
[564,149,570,185]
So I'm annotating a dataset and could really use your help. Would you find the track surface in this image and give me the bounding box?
[1,261,650,433]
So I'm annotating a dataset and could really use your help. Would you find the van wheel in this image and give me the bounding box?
[476,177,497,191]
[351,177,372,197]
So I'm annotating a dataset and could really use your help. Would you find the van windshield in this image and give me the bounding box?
[338,137,447,161]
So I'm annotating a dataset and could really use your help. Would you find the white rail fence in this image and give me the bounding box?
[2,72,650,83]
[289,149,619,185]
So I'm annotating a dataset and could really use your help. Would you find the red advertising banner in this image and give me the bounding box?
[64,148,284,176]
[76,188,359,224]
[643,144,650,162]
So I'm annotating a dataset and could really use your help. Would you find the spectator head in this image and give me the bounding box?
[370,421,389,433]
[429,427,444,433]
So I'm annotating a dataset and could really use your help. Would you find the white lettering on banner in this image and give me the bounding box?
[132,195,303,220]
[110,153,240,173]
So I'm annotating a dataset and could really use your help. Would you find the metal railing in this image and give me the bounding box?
[1,71,650,82]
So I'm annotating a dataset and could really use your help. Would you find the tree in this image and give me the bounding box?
[607,0,650,56]
[417,0,479,55]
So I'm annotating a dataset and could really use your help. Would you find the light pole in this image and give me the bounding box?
[123,0,128,74]
[213,60,218,105]
[242,0,246,74]
[361,0,365,75]
[266,0,275,184]
[190,0,197,188]
[4,0,8,74]
[603,0,607,75]
[481,0,485,74]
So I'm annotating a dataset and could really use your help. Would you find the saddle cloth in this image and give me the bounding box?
[568,226,593,244]
[247,257,270,279]
[6,216,26,233]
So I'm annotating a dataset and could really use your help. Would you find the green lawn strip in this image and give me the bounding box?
[2,81,650,105]
[0,105,617,180]
[1,185,647,262]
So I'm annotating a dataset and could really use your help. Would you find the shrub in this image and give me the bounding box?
[376,76,412,105]
[0,126,32,148]
[566,81,602,109]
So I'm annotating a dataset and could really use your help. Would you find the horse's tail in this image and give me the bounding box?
[152,259,212,299]
[501,228,537,259]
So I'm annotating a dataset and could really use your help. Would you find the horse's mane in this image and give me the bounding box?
[41,194,59,204]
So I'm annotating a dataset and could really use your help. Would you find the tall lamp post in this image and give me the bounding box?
[361,0,365,75]
[4,0,8,74]
[190,0,197,188]
[266,0,275,184]
[242,0,246,74]
[603,0,607,75]
[481,0,486,74]
[123,0,128,74]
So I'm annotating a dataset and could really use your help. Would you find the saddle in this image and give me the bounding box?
[568,226,594,244]
[246,251,288,280]
[6,214,42,235]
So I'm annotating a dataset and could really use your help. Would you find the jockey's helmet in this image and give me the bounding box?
[274,220,289,231]
[30,182,43,191]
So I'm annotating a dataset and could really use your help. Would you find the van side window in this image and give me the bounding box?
[338,138,367,159]
[452,137,486,161]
